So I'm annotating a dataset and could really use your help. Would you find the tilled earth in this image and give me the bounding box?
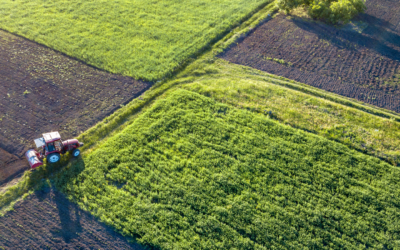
[0,29,152,184]
[219,0,400,112]
[0,149,26,189]
[0,187,145,249]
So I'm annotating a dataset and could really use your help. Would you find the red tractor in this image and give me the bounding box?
[25,132,84,169]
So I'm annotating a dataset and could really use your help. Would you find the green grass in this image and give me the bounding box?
[1,5,400,247]
[179,60,400,166]
[68,2,400,169]
[0,0,271,81]
[2,57,399,217]
[53,89,400,249]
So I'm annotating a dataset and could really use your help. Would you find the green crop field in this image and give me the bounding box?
[180,60,400,166]
[0,0,270,81]
[54,90,400,249]
[1,3,400,248]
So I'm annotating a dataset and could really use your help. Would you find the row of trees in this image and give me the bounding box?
[277,0,366,24]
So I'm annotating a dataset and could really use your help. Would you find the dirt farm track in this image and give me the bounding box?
[0,30,152,185]
[220,0,400,113]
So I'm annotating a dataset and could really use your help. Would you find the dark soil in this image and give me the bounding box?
[0,187,145,249]
[219,0,400,113]
[0,30,152,184]
[0,149,26,188]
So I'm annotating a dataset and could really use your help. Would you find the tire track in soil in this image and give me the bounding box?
[0,188,145,250]
[0,29,152,185]
[219,0,400,113]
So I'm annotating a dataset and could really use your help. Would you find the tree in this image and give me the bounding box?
[277,0,366,24]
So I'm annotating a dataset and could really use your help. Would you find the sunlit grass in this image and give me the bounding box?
[55,89,400,249]
[0,0,270,81]
[181,62,400,164]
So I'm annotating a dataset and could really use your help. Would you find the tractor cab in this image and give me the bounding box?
[26,131,84,169]
[35,132,63,157]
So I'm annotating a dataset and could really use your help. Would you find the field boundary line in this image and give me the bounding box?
[201,7,400,121]
[249,70,400,121]
[206,7,400,121]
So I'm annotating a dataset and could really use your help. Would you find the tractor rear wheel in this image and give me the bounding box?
[47,153,60,163]
[72,148,80,157]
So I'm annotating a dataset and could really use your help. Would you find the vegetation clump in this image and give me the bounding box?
[264,57,293,66]
[277,0,366,24]
[56,90,400,249]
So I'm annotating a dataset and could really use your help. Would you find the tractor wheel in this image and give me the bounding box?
[47,153,60,163]
[72,148,80,157]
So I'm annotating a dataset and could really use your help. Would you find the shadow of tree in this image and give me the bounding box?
[356,12,400,46]
[291,15,400,61]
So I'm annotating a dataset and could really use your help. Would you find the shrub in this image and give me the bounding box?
[328,0,367,23]
[277,0,366,24]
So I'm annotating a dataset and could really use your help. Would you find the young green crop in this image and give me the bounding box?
[55,89,400,249]
[180,60,400,165]
[0,0,270,81]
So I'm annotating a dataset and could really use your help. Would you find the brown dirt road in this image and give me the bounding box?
[0,29,152,185]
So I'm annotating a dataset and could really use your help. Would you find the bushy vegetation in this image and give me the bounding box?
[277,0,366,24]
[55,90,400,249]
[0,0,270,81]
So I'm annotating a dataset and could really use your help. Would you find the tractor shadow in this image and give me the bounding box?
[34,156,86,243]
[52,193,83,243]
[31,156,149,249]
[34,186,83,243]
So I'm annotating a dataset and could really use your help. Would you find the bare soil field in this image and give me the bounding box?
[0,149,26,189]
[219,0,400,112]
[0,30,152,184]
[0,187,145,249]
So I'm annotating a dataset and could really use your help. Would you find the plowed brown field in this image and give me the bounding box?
[0,149,26,188]
[0,30,152,185]
[219,0,400,112]
[0,187,145,249]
